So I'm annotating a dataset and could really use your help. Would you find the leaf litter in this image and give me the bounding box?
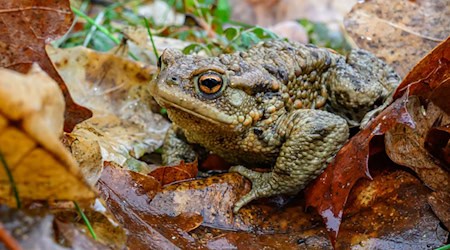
[0,0,449,249]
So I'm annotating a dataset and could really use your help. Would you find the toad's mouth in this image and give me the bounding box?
[156,96,235,126]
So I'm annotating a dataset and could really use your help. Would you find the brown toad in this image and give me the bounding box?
[150,40,400,213]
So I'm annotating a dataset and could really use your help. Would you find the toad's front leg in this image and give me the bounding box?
[230,109,349,213]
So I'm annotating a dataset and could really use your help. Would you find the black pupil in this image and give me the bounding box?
[201,78,220,89]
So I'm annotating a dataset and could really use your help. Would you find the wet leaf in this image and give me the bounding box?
[304,93,414,245]
[428,191,450,230]
[337,156,448,249]
[425,124,450,167]
[48,46,170,177]
[149,160,198,186]
[54,219,110,250]
[97,162,206,249]
[53,200,127,249]
[149,159,447,249]
[0,66,95,207]
[305,32,450,245]
[0,0,92,131]
[385,97,450,192]
[344,0,450,77]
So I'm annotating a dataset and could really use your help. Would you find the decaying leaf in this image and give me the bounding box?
[428,191,450,230]
[306,30,450,245]
[0,206,67,250]
[337,155,447,249]
[53,200,127,249]
[145,157,447,249]
[385,97,450,192]
[149,160,198,186]
[47,46,170,178]
[344,0,450,77]
[97,162,206,249]
[304,93,414,245]
[0,0,92,131]
[0,66,95,206]
[425,124,450,167]
[122,26,191,65]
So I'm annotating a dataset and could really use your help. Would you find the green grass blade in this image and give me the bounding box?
[74,201,97,240]
[0,151,21,208]
[143,18,159,59]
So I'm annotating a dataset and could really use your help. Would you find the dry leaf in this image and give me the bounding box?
[0,66,95,206]
[0,0,92,131]
[344,0,450,77]
[47,46,170,176]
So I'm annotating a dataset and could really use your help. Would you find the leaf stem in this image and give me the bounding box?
[74,201,97,240]
[0,151,21,208]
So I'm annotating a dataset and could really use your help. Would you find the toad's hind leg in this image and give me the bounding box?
[230,109,349,213]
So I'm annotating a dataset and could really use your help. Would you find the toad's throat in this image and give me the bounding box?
[157,97,235,125]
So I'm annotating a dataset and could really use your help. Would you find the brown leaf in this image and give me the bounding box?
[425,124,450,168]
[149,160,198,186]
[150,160,446,249]
[337,157,447,249]
[344,0,449,77]
[0,0,92,132]
[54,219,111,250]
[48,46,170,175]
[0,67,95,206]
[428,191,450,230]
[385,97,450,192]
[97,163,206,249]
[304,93,414,245]
[394,36,450,110]
[53,203,127,250]
[305,31,450,246]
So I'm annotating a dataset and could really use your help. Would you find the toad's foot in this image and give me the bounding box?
[229,165,279,213]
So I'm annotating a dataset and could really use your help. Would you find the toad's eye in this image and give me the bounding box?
[195,72,225,98]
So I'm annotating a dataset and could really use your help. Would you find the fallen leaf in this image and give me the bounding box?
[148,156,447,249]
[0,0,92,131]
[0,66,95,206]
[97,162,206,249]
[54,219,111,250]
[149,160,198,186]
[304,92,414,245]
[336,154,448,249]
[428,191,450,230]
[53,199,127,249]
[344,0,450,77]
[0,205,66,250]
[425,124,450,167]
[305,32,450,245]
[48,46,170,176]
[385,97,450,192]
[122,26,191,65]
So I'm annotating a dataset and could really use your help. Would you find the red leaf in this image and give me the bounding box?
[0,0,92,132]
[304,93,414,245]
[305,36,450,246]
[149,160,198,186]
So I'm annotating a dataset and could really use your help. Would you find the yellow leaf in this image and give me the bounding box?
[0,65,95,207]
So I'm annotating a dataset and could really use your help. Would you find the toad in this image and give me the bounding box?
[150,40,400,213]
